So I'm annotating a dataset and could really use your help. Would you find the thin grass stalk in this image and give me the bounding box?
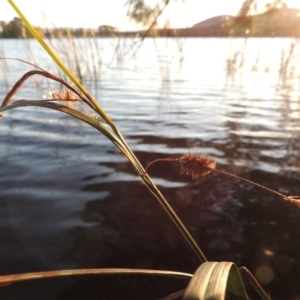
[84,31,99,85]
[50,30,73,79]
[0,44,10,89]
[66,30,83,83]
[102,131,207,261]
[7,0,112,127]
[145,153,299,207]
[125,0,171,60]
[0,57,47,72]
[1,73,206,265]
[2,69,206,267]
[89,31,103,84]
[212,168,290,200]
[0,70,95,111]
[239,267,271,300]
[0,101,120,146]
[46,26,72,80]
[0,97,207,263]
[7,1,208,262]
[91,33,103,90]
[0,268,192,285]
[141,173,207,262]
[8,0,139,167]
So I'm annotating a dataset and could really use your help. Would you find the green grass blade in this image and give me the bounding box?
[183,262,249,300]
[7,0,114,128]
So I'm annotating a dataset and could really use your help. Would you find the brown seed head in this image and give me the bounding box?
[179,152,217,180]
[49,89,80,107]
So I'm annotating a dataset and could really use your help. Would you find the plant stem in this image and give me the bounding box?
[145,158,179,173]
[8,0,114,128]
[146,156,293,201]
[213,168,288,200]
[7,0,208,263]
[0,268,192,285]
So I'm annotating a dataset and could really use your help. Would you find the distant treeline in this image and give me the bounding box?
[0,17,44,38]
[0,18,117,38]
[2,7,300,39]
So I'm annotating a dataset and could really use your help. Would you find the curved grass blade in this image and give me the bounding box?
[7,1,207,263]
[0,101,123,149]
[0,100,207,262]
[0,268,192,286]
[183,262,249,300]
[0,69,95,112]
[239,267,271,300]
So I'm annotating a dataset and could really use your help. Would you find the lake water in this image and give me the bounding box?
[0,37,300,299]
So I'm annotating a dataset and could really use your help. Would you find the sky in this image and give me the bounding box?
[1,0,300,30]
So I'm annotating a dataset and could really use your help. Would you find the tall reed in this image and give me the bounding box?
[3,0,207,264]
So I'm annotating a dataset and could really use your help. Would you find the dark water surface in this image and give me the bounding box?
[0,38,300,299]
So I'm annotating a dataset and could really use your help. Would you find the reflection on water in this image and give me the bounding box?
[0,38,300,299]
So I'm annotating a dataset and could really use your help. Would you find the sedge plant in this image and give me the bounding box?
[0,1,280,299]
[145,152,300,207]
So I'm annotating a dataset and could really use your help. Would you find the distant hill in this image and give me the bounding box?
[173,15,234,37]
[2,6,300,39]
[119,6,300,38]
[241,6,300,37]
